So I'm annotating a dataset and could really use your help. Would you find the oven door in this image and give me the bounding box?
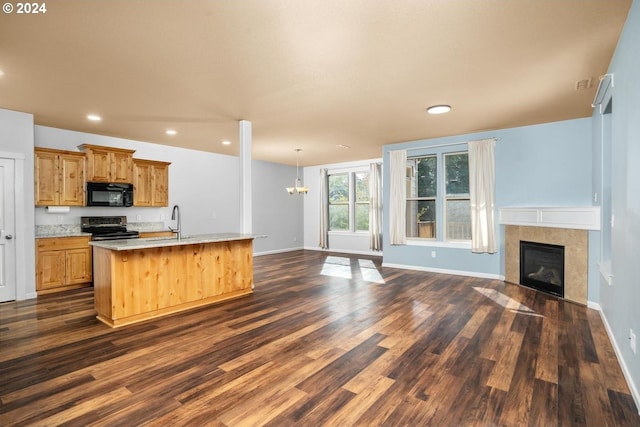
[91,232,140,241]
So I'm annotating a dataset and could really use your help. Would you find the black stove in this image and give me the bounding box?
[81,216,140,241]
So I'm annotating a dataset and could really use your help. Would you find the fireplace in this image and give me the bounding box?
[504,225,587,304]
[519,241,565,298]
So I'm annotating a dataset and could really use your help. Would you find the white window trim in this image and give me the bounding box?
[328,230,369,236]
[407,150,471,243]
[406,238,472,249]
[328,167,370,233]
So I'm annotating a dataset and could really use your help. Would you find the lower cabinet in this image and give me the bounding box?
[36,236,92,294]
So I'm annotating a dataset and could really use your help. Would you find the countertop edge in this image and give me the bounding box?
[89,233,266,251]
[36,232,92,239]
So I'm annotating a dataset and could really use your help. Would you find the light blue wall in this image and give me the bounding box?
[495,119,592,207]
[593,0,640,404]
[252,159,303,254]
[382,118,593,279]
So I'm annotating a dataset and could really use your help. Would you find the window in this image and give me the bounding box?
[406,151,470,241]
[328,171,369,232]
[328,174,349,231]
[354,172,369,231]
[444,153,471,240]
[406,156,436,238]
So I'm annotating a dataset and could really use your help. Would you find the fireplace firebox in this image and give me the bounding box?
[519,241,565,298]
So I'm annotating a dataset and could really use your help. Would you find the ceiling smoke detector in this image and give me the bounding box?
[575,78,593,90]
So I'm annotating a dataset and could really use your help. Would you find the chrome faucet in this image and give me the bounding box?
[169,204,181,240]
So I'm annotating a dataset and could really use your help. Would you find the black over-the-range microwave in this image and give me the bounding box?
[86,182,134,207]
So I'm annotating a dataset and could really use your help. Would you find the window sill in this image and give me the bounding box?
[328,231,369,236]
[406,238,471,249]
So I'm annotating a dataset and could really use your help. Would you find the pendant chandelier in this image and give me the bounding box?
[286,149,309,195]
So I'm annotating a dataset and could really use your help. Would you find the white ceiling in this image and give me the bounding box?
[0,0,631,166]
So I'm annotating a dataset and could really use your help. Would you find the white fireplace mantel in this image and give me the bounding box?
[499,206,600,230]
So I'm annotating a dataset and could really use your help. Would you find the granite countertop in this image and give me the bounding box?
[35,221,167,238]
[89,233,266,251]
[36,231,92,239]
[35,224,91,238]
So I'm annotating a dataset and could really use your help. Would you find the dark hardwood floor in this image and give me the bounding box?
[1,250,638,426]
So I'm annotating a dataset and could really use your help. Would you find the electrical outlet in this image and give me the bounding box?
[431,251,436,258]
[160,213,165,221]
[136,214,142,221]
[212,212,217,219]
[57,216,63,224]
[593,192,598,203]
[631,329,637,354]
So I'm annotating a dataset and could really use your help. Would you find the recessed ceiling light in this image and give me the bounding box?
[87,114,102,121]
[336,144,351,149]
[426,105,451,115]
[0,69,5,77]
[165,129,177,135]
[222,140,232,145]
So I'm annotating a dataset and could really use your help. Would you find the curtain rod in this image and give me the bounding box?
[406,137,500,152]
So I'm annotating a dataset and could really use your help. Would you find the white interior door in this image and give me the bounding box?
[0,158,16,302]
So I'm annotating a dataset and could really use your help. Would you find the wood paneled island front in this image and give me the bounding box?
[90,233,259,327]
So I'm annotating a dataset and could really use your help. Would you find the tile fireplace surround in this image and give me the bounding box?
[501,207,600,305]
[505,226,587,304]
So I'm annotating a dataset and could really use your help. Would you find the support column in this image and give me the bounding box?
[239,120,252,234]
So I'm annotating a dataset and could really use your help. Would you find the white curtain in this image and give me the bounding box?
[319,168,329,249]
[389,150,407,245]
[468,139,497,253]
[369,162,382,251]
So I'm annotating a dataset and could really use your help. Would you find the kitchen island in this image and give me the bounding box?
[90,233,260,327]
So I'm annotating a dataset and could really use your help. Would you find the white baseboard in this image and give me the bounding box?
[303,246,383,257]
[590,303,640,413]
[21,291,38,301]
[253,246,304,256]
[587,300,601,310]
[381,262,504,280]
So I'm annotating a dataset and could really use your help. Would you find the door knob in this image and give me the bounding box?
[4,234,13,240]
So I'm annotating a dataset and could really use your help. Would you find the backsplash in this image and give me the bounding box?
[36,221,166,237]
[126,222,166,232]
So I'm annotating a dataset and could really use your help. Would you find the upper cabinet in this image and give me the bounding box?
[34,143,170,208]
[133,159,171,207]
[79,144,135,183]
[35,148,85,206]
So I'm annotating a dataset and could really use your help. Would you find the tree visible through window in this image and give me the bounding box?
[329,174,349,231]
[355,172,369,231]
[406,152,470,241]
[444,153,471,240]
[328,171,370,232]
[406,156,436,238]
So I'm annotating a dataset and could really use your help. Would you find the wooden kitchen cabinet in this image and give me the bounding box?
[36,236,92,294]
[79,144,135,183]
[34,148,86,206]
[133,159,170,207]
